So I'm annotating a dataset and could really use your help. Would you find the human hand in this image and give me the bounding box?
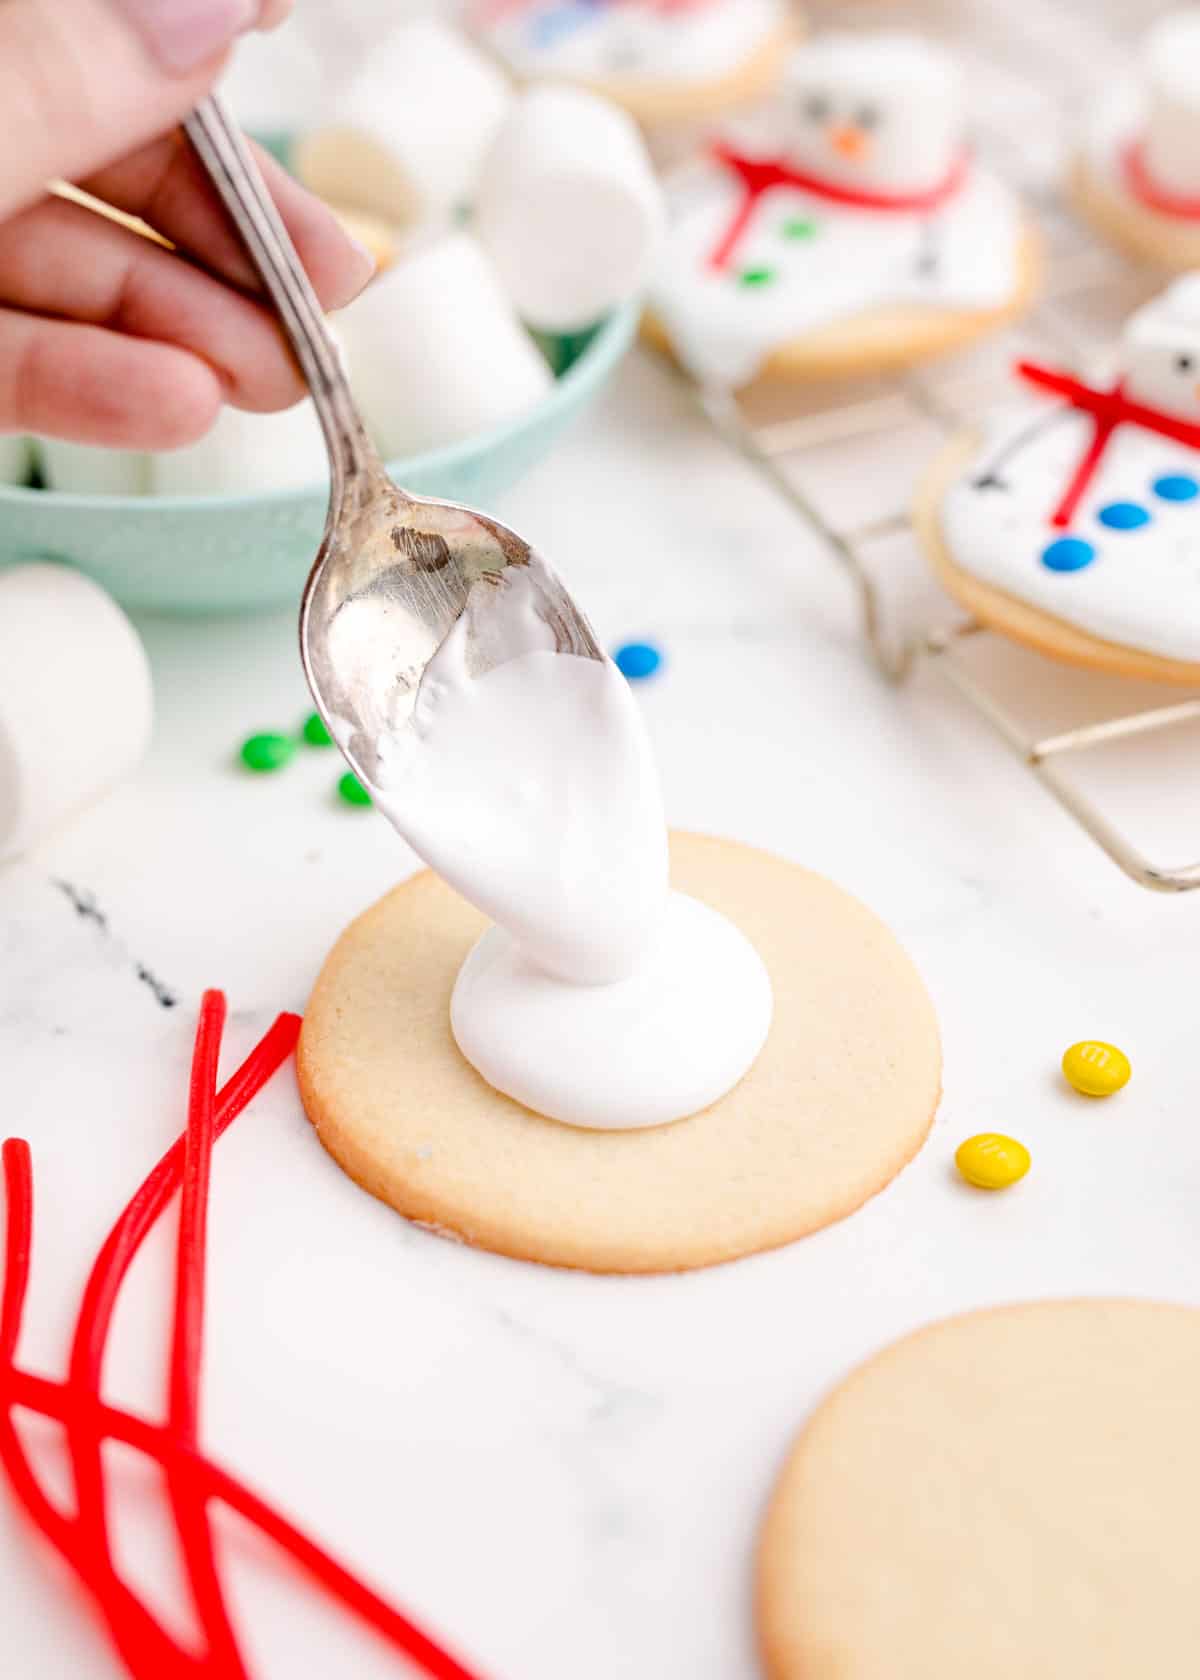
[0,0,374,449]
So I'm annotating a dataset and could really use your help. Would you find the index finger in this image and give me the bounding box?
[78,131,375,313]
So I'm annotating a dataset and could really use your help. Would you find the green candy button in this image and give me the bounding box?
[739,266,775,288]
[782,217,817,240]
[338,771,372,807]
[240,732,296,773]
[302,710,333,747]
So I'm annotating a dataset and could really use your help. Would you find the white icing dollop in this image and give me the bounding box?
[451,891,772,1130]
[358,565,772,1129]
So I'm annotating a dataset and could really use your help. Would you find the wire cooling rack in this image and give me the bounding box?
[679,0,1200,891]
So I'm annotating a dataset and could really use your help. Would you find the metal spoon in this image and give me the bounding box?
[183,97,602,791]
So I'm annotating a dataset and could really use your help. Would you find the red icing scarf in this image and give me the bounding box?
[707,142,972,271]
[1017,360,1200,527]
[1121,139,1200,221]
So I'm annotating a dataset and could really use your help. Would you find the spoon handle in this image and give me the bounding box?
[183,97,384,502]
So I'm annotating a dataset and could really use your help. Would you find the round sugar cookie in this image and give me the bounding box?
[916,430,1200,686]
[298,832,941,1274]
[758,1299,1200,1679]
[473,3,800,129]
[642,222,1039,389]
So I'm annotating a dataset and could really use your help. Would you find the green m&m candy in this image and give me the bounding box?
[240,732,296,773]
[338,771,372,807]
[302,711,333,747]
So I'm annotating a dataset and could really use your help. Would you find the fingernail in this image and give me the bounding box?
[115,0,260,74]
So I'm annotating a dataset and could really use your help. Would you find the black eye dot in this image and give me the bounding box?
[803,93,831,123]
[1176,353,1196,375]
[856,104,881,130]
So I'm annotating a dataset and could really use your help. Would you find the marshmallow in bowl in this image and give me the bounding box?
[150,397,329,497]
[294,19,513,227]
[476,86,663,334]
[37,438,149,495]
[0,434,32,486]
[335,230,554,458]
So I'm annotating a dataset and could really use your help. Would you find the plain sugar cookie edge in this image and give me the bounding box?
[296,831,942,1275]
[755,1297,1200,1680]
[642,225,1040,386]
[497,19,802,129]
[914,430,1200,685]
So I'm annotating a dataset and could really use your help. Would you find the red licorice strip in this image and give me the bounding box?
[166,992,247,1677]
[708,142,972,269]
[64,1010,303,1639]
[3,1001,487,1680]
[1015,360,1200,526]
[4,1012,298,1680]
[5,1369,485,1680]
[1,1142,199,1679]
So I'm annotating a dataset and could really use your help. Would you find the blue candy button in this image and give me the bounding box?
[1097,501,1150,530]
[1153,473,1199,502]
[1041,536,1096,572]
[614,641,664,681]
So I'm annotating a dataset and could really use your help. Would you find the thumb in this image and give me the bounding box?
[0,0,262,219]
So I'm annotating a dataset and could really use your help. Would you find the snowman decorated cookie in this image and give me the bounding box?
[471,0,800,126]
[1073,8,1200,274]
[917,276,1200,685]
[644,32,1036,388]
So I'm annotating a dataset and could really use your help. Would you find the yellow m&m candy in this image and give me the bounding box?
[955,1133,1031,1190]
[1062,1041,1131,1098]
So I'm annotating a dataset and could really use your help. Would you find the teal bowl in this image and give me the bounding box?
[0,298,639,614]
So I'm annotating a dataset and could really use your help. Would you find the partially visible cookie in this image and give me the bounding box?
[758,1300,1200,1679]
[471,0,800,128]
[915,276,1200,686]
[916,430,1200,686]
[1072,12,1200,274]
[298,831,941,1275]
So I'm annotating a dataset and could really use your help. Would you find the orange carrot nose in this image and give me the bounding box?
[828,123,869,162]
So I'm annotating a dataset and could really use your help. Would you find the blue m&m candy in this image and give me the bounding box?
[614,641,663,682]
[1153,473,1199,502]
[1097,501,1150,530]
[1041,536,1095,572]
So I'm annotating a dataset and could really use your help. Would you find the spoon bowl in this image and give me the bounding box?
[185,97,603,789]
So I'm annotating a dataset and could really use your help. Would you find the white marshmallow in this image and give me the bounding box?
[150,398,329,497]
[780,33,964,196]
[475,85,662,334]
[217,16,326,136]
[37,439,149,496]
[0,435,31,486]
[1142,9,1200,199]
[1122,274,1200,421]
[0,564,153,862]
[294,19,513,227]
[335,231,554,457]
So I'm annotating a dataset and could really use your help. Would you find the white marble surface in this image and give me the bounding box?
[3,346,1200,1679]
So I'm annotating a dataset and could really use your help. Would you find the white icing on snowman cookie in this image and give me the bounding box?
[649,34,1024,388]
[474,0,788,87]
[1084,10,1200,218]
[941,277,1200,665]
